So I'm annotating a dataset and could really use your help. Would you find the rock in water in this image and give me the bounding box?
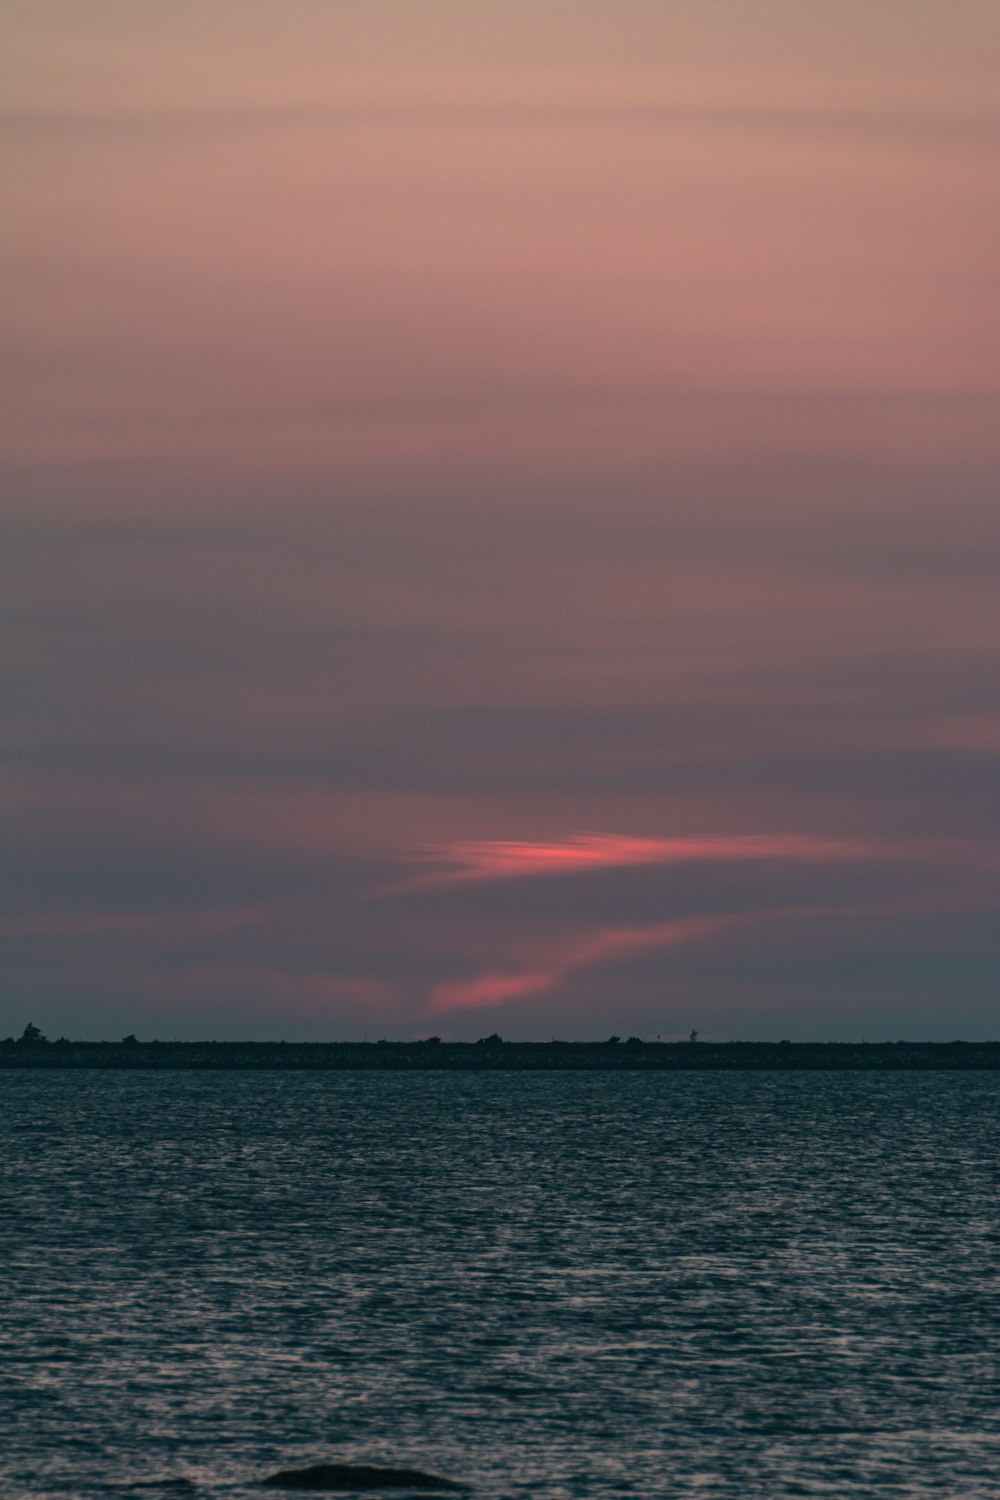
[261,1463,467,1492]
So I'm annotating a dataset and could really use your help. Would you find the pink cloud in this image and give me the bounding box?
[426,912,739,1017]
[407,831,888,890]
[428,969,555,1013]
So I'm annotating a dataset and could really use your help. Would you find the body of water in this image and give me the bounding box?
[1,1071,998,1498]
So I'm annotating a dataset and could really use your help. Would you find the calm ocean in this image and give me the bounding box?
[2,1071,998,1498]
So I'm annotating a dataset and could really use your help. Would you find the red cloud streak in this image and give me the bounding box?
[408,832,896,890]
[426,913,745,1017]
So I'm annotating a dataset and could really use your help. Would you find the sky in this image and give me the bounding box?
[3,1,999,1041]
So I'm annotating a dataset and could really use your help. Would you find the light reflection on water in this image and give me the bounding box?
[1,1071,998,1498]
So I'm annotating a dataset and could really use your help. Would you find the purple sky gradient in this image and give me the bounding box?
[3,2,999,1039]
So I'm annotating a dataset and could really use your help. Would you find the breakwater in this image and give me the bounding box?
[3,1037,999,1069]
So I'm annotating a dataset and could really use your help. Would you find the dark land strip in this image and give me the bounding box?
[3,1037,1000,1069]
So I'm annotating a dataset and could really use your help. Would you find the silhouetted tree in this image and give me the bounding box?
[122,1034,138,1046]
[476,1033,503,1045]
[689,1028,699,1043]
[19,1022,47,1045]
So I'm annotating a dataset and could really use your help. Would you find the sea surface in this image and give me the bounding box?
[1,1071,998,1499]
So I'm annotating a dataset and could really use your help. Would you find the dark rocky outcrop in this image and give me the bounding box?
[261,1463,467,1492]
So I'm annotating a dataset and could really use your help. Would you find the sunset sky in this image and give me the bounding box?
[3,1,999,1040]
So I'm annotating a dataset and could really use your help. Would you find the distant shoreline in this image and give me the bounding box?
[3,1039,999,1070]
